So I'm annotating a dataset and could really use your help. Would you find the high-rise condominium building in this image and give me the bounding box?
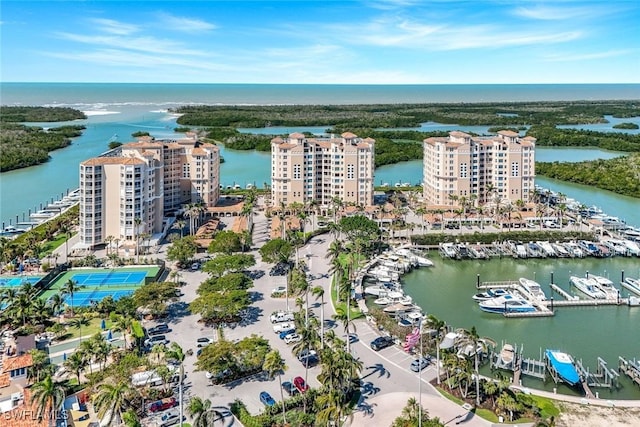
[79,133,220,248]
[423,130,535,206]
[271,132,375,208]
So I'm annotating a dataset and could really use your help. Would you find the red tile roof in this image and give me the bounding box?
[1,354,33,373]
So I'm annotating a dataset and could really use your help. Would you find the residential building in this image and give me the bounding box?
[271,132,375,208]
[79,133,220,248]
[423,130,536,206]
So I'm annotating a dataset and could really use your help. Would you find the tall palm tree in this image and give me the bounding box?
[58,221,72,260]
[311,285,326,348]
[92,381,137,426]
[63,351,88,384]
[47,293,65,320]
[425,314,447,385]
[30,374,66,427]
[332,307,357,353]
[61,279,85,316]
[455,326,496,406]
[165,343,186,426]
[111,315,132,349]
[133,217,142,263]
[264,350,288,424]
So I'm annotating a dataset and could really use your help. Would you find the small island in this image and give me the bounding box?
[612,122,640,129]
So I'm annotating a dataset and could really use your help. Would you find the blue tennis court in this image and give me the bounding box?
[71,271,146,286]
[61,289,136,307]
[0,276,43,288]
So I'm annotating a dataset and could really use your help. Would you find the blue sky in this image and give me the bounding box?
[1,0,638,84]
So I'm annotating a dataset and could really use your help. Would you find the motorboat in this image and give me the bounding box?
[373,297,392,306]
[439,332,459,350]
[545,350,580,386]
[498,344,515,367]
[602,239,629,256]
[383,303,420,315]
[518,278,547,300]
[551,243,570,257]
[622,240,640,256]
[398,311,424,327]
[569,276,607,299]
[395,249,434,267]
[587,275,619,299]
[564,242,584,258]
[622,277,640,296]
[478,295,536,314]
[439,243,458,259]
[468,245,489,260]
[537,241,556,257]
[578,240,600,257]
[472,288,509,302]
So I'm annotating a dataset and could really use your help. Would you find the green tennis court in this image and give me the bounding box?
[41,266,160,307]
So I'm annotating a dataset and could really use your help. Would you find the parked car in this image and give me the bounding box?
[370,336,394,351]
[293,376,309,393]
[158,409,181,427]
[144,335,168,347]
[279,329,296,340]
[298,349,319,367]
[271,286,287,296]
[284,333,302,344]
[273,322,295,333]
[281,381,299,396]
[197,337,214,347]
[270,311,294,323]
[410,356,431,372]
[269,262,290,276]
[259,391,276,407]
[147,397,178,413]
[149,323,170,334]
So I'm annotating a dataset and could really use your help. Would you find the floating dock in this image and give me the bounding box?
[618,357,640,387]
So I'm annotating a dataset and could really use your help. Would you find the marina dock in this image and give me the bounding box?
[618,357,640,387]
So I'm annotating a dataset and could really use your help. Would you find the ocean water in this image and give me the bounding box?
[1,83,639,227]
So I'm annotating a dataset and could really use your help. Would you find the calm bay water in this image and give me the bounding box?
[401,256,640,399]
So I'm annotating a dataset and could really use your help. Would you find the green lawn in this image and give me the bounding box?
[63,316,115,340]
[330,274,364,321]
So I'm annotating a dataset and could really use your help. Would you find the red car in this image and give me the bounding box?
[293,376,309,393]
[147,397,178,413]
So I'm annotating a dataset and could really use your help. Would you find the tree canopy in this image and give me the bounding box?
[258,238,293,264]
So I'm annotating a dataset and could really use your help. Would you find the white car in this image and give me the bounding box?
[273,322,295,333]
[284,333,302,344]
[270,311,295,323]
[271,286,287,296]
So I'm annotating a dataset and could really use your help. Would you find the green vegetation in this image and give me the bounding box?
[0,106,86,122]
[0,123,86,171]
[537,154,640,198]
[131,131,150,137]
[613,122,639,129]
[174,101,640,128]
[526,125,640,152]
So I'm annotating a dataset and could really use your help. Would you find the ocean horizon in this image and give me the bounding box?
[2,83,639,109]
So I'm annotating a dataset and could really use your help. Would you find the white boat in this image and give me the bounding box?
[383,303,419,315]
[518,278,547,301]
[472,288,509,302]
[395,249,434,267]
[602,239,629,256]
[364,285,390,296]
[514,244,528,258]
[587,275,619,299]
[622,277,640,296]
[469,245,488,259]
[551,243,570,257]
[545,350,580,386]
[30,211,56,219]
[439,243,458,259]
[498,344,515,367]
[622,240,640,256]
[478,295,536,314]
[537,241,556,257]
[569,276,607,299]
[373,297,392,306]
[565,242,584,258]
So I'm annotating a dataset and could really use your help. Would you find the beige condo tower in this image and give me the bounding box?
[423,130,535,207]
[79,133,220,248]
[271,132,375,208]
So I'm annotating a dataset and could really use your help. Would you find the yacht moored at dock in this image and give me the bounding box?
[569,276,607,299]
[518,277,547,300]
[622,277,640,296]
[478,295,536,314]
[545,350,581,386]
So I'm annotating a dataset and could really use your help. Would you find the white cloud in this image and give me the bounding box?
[512,4,613,21]
[542,49,636,62]
[155,12,217,33]
[54,32,209,57]
[89,18,139,35]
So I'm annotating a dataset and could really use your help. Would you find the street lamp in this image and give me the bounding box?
[418,321,423,427]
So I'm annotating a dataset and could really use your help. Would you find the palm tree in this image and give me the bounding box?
[264,350,288,424]
[63,351,87,384]
[133,217,142,263]
[311,285,326,348]
[175,219,186,238]
[47,293,65,320]
[332,307,357,353]
[93,381,137,426]
[111,315,132,349]
[455,326,496,406]
[425,314,447,385]
[30,374,66,427]
[61,279,85,316]
[188,396,224,427]
[415,206,427,234]
[165,343,186,426]
[59,221,72,260]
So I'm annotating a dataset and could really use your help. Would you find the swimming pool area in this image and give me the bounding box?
[0,275,43,288]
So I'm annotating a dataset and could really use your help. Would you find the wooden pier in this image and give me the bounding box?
[541,298,629,307]
[503,310,554,318]
[618,357,640,387]
[550,284,579,301]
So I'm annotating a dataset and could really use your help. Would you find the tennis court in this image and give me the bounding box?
[41,266,160,307]
[0,276,43,289]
